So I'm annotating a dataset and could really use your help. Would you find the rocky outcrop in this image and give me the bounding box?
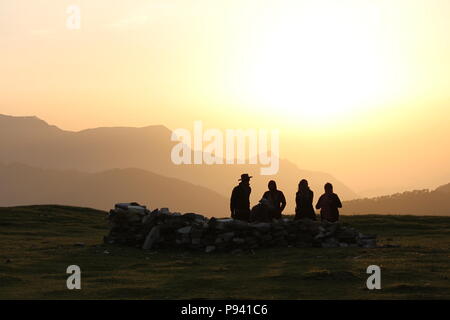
[104,203,377,253]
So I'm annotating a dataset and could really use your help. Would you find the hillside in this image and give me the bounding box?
[436,183,450,194]
[1,205,450,299]
[343,183,450,215]
[0,114,358,213]
[0,163,228,216]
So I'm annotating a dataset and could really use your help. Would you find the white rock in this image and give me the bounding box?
[177,226,192,234]
[159,208,170,214]
[205,246,216,253]
[232,238,245,244]
[142,226,161,250]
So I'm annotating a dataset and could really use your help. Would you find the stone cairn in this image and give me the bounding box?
[104,203,377,253]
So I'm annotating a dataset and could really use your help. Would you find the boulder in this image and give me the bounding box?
[177,226,192,234]
[251,223,271,233]
[205,246,216,253]
[142,226,160,250]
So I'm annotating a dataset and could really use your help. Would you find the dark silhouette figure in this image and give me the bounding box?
[250,198,271,222]
[262,180,286,220]
[295,179,316,220]
[316,183,342,222]
[230,174,252,221]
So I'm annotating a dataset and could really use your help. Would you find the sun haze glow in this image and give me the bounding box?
[1,0,450,197]
[223,1,406,126]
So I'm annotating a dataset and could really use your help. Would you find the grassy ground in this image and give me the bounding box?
[0,205,449,300]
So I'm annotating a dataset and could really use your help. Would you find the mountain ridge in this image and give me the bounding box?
[0,113,359,212]
[342,183,450,215]
[0,162,228,216]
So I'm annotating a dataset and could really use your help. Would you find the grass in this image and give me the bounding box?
[0,205,449,299]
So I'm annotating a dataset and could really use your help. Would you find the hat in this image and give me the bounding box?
[239,173,252,181]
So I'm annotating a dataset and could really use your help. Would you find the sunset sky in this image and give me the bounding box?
[1,0,449,196]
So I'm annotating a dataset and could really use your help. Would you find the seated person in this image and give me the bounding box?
[316,183,342,222]
[250,198,271,222]
[262,180,286,220]
[295,179,317,220]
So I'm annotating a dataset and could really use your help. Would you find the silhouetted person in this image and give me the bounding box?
[316,183,342,222]
[262,180,286,220]
[250,198,271,222]
[295,179,316,220]
[230,174,252,221]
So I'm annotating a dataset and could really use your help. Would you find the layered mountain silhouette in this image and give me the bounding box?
[0,163,228,215]
[0,114,358,213]
[342,183,450,216]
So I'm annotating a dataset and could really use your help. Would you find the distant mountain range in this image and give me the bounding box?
[342,183,450,215]
[0,163,227,216]
[0,114,358,213]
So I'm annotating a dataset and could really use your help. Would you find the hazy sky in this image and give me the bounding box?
[1,0,449,196]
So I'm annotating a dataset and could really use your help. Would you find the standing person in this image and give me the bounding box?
[230,174,252,221]
[295,179,316,220]
[316,183,342,222]
[262,180,286,220]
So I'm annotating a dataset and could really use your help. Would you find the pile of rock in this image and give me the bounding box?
[104,203,377,253]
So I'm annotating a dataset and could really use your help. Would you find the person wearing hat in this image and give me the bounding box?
[230,174,252,221]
